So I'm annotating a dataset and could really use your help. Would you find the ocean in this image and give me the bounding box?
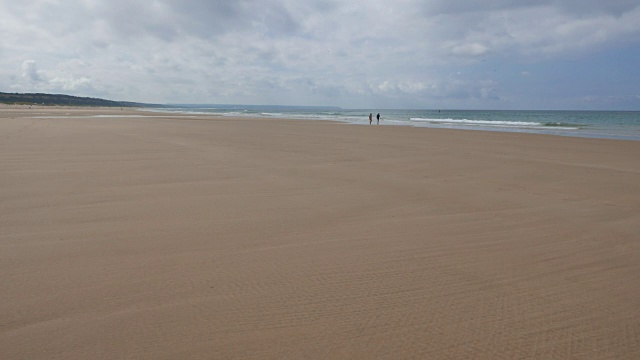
[151,105,640,141]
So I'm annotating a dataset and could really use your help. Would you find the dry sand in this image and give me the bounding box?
[1,105,639,359]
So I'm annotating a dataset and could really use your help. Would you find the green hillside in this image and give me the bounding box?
[0,92,148,107]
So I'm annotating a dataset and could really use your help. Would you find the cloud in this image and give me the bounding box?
[581,94,640,106]
[448,43,490,57]
[50,75,94,92]
[1,0,639,109]
[21,60,43,82]
[12,58,97,95]
[422,0,638,17]
[429,2,640,60]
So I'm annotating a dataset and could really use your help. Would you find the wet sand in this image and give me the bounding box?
[2,105,639,359]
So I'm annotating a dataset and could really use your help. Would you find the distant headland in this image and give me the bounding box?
[0,92,152,107]
[0,93,343,111]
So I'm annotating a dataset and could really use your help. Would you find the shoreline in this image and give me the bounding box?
[144,106,640,142]
[5,103,640,142]
[2,106,639,359]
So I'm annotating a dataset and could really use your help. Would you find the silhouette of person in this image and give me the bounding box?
[369,113,373,125]
[376,113,380,124]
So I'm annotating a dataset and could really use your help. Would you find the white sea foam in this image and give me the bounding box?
[409,117,541,127]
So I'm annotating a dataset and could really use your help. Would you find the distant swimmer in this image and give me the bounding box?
[376,113,380,124]
[369,113,373,125]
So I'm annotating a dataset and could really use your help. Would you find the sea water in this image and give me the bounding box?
[151,106,640,141]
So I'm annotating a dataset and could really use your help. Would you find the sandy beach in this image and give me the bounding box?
[1,105,639,359]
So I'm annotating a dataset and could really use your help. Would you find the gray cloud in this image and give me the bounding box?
[21,60,42,82]
[422,0,639,16]
[1,0,639,109]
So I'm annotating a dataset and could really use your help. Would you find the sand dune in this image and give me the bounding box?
[1,106,639,359]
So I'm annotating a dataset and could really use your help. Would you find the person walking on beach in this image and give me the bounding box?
[369,113,373,125]
[376,113,380,124]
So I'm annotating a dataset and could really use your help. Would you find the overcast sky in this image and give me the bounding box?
[1,0,639,109]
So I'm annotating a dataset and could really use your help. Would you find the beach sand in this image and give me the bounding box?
[1,105,639,359]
